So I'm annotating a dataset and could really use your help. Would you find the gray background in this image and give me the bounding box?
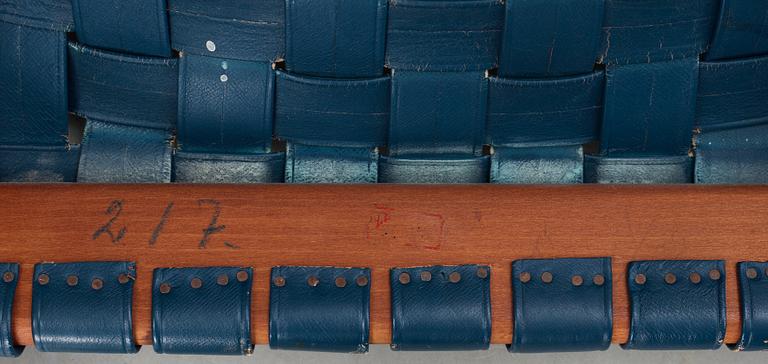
[3,345,762,363]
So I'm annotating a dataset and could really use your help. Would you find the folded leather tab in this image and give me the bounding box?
[623,260,726,350]
[731,262,768,351]
[68,42,178,130]
[152,267,254,355]
[510,258,612,353]
[32,261,138,353]
[499,0,604,77]
[584,155,693,184]
[285,0,387,78]
[599,0,719,65]
[286,144,378,183]
[390,265,491,351]
[78,120,172,183]
[169,0,284,62]
[0,0,73,31]
[0,145,80,182]
[269,266,371,352]
[386,0,503,71]
[178,54,274,154]
[492,145,583,184]
[486,71,604,147]
[0,263,23,357]
[71,0,172,57]
[173,151,285,183]
[705,0,768,60]
[275,71,390,147]
[379,155,490,184]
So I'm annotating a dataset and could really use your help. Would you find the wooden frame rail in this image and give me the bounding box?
[0,184,766,346]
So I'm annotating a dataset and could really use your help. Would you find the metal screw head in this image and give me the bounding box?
[66,275,78,286]
[746,268,759,280]
[476,267,488,279]
[541,272,553,284]
[571,275,583,287]
[420,271,432,282]
[2,271,14,283]
[38,273,50,285]
[634,274,646,285]
[593,274,605,286]
[273,276,286,287]
[519,272,531,283]
[217,274,229,286]
[398,272,411,285]
[335,277,347,288]
[91,278,103,290]
[689,272,702,284]
[448,272,462,283]
[664,273,677,285]
[159,283,171,294]
[236,271,249,282]
[118,273,130,284]
[190,277,203,289]
[356,275,369,286]
[307,276,319,287]
[709,269,721,281]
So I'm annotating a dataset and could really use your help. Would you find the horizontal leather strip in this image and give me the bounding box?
[623,260,726,350]
[491,146,583,184]
[731,261,768,351]
[0,0,73,31]
[486,71,604,147]
[68,43,178,130]
[32,261,137,353]
[694,122,768,184]
[275,71,390,147]
[172,151,285,183]
[705,0,768,60]
[0,145,79,182]
[0,263,22,357]
[378,155,490,183]
[285,144,378,184]
[152,267,253,355]
[269,266,371,352]
[510,258,612,353]
[584,155,694,184]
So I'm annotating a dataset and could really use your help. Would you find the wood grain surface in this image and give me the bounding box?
[0,184,766,346]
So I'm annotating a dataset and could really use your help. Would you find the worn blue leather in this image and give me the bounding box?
[386,0,503,71]
[492,146,583,184]
[695,124,768,184]
[379,155,490,184]
[172,151,285,183]
[623,260,726,350]
[0,145,80,182]
[32,262,137,353]
[275,71,390,147]
[731,262,768,351]
[0,263,22,357]
[510,258,612,353]
[0,0,73,31]
[600,0,719,65]
[286,144,378,183]
[705,0,768,60]
[390,265,491,351]
[499,0,603,77]
[71,0,171,57]
[152,267,253,355]
[168,0,283,62]
[78,120,172,183]
[284,0,387,78]
[269,266,370,352]
[584,155,693,184]
[486,71,603,147]
[68,43,178,130]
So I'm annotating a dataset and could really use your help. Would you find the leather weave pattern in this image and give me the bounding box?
[0,263,22,358]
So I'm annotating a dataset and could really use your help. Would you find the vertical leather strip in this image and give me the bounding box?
[730,262,768,351]
[172,151,285,183]
[285,144,378,183]
[0,263,22,357]
[584,155,693,184]
[492,146,583,184]
[378,155,490,184]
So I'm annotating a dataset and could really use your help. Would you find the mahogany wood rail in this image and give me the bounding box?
[0,184,766,346]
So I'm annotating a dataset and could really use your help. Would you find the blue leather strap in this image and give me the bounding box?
[269,266,371,352]
[705,0,768,60]
[623,260,726,350]
[492,146,583,184]
[584,155,694,184]
[172,151,285,183]
[284,0,387,78]
[78,120,172,183]
[286,144,378,183]
[599,0,719,65]
[0,0,73,31]
[0,263,22,357]
[379,155,490,184]
[695,124,768,184]
[71,0,172,57]
[499,0,604,77]
[168,0,284,62]
[731,262,768,351]
[32,261,137,353]
[386,0,503,71]
[152,267,253,355]
[510,258,612,353]
[0,145,80,182]
[390,265,491,351]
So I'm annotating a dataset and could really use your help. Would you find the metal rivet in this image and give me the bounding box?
[448,272,461,283]
[689,272,702,284]
[335,276,347,288]
[159,283,171,294]
[91,278,103,290]
[520,272,531,283]
[205,40,216,52]
[2,271,14,283]
[476,267,488,279]
[746,268,759,280]
[420,271,432,282]
[634,274,646,285]
[66,275,78,286]
[220,74,228,82]
[118,273,130,284]
[38,273,50,285]
[307,276,319,287]
[398,272,411,285]
[541,271,553,284]
[236,271,249,282]
[664,273,677,285]
[356,275,368,286]
[190,277,203,289]
[244,346,254,356]
[709,269,721,281]
[273,276,286,287]
[571,275,583,286]
[217,274,229,286]
[593,274,605,286]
